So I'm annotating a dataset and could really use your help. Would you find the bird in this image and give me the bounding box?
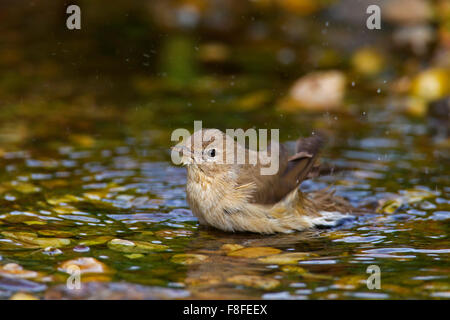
[172,128,354,234]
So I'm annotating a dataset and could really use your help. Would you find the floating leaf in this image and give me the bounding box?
[227,275,280,290]
[227,247,281,258]
[171,254,208,265]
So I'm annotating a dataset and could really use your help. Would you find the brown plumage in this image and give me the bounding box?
[173,129,354,234]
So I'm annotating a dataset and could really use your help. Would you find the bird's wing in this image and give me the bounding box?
[236,134,325,205]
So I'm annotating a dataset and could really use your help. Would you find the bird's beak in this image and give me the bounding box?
[171,145,193,165]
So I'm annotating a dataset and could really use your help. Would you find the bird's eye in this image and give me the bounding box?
[207,149,216,157]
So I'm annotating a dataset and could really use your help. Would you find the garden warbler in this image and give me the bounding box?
[173,129,354,234]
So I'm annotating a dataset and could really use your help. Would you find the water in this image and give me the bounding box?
[0,89,448,299]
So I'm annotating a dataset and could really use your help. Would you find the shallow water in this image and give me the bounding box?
[0,91,448,300]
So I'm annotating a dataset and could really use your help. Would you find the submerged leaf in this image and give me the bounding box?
[281,265,307,274]
[220,244,244,252]
[47,195,82,206]
[279,70,346,111]
[257,252,316,264]
[107,238,168,253]
[0,263,40,279]
[282,265,332,280]
[79,236,113,246]
[12,182,41,194]
[155,229,192,238]
[58,257,110,274]
[37,230,74,237]
[227,275,280,290]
